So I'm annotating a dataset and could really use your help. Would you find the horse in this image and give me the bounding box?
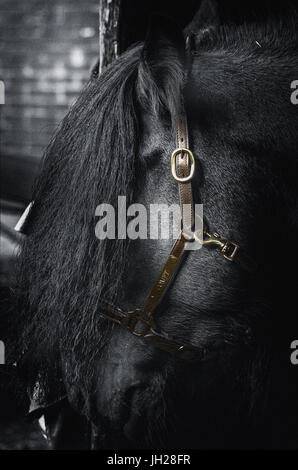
[12,0,298,449]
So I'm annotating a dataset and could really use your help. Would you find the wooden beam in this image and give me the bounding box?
[99,0,121,74]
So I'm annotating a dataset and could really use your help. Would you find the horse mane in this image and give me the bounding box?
[192,11,298,53]
[13,41,183,388]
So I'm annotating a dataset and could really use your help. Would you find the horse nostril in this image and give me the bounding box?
[122,386,149,442]
[97,384,143,432]
[122,385,143,419]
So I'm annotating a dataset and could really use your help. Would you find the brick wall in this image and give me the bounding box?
[0,0,99,202]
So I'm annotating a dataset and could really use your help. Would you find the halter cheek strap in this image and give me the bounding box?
[142,114,195,318]
[173,114,195,229]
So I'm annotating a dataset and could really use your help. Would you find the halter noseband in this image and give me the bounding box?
[99,113,257,362]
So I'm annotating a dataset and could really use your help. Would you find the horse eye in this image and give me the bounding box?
[144,150,164,169]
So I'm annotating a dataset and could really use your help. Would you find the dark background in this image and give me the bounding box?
[0,0,99,235]
[0,0,99,449]
[0,0,99,291]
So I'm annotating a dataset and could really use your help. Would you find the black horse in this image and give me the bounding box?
[11,0,298,449]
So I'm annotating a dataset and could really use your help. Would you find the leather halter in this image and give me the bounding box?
[98,114,257,362]
[14,110,256,361]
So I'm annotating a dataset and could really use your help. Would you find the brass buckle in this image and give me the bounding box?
[171,148,195,183]
[123,309,154,338]
[203,232,239,262]
[221,240,239,261]
[203,231,225,248]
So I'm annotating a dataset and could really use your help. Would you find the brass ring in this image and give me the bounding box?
[171,148,195,183]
